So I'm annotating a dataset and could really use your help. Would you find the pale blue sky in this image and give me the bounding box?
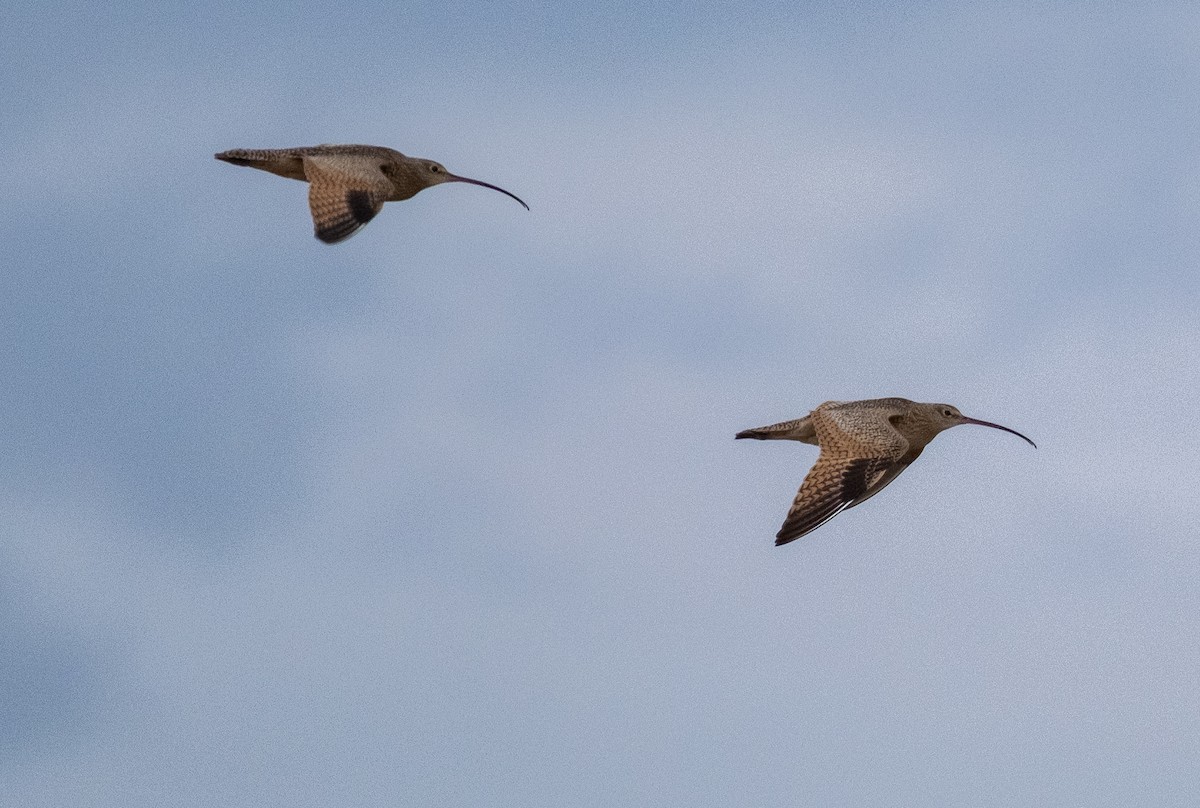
[3,3,1200,806]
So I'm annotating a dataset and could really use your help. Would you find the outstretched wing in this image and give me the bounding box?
[303,155,391,244]
[773,401,911,545]
[775,454,899,545]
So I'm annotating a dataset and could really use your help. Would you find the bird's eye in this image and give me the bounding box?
[943,409,953,417]
[429,164,440,172]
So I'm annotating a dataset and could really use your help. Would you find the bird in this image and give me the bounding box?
[736,398,1035,546]
[214,144,528,244]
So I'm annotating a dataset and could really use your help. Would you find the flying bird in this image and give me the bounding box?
[215,144,528,244]
[736,398,1035,545]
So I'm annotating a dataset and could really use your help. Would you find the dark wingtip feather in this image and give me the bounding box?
[314,219,359,244]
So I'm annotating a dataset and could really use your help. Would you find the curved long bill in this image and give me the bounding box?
[960,416,1037,448]
[446,173,530,210]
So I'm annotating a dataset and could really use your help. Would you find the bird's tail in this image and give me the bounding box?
[214,149,308,181]
[735,415,815,442]
[214,149,266,167]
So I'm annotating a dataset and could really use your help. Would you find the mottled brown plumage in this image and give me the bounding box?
[215,144,528,244]
[737,398,1035,546]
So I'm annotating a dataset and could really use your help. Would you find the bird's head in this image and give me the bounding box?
[926,402,1037,447]
[415,160,453,186]
[413,159,529,210]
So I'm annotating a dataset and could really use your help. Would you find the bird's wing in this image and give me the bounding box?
[774,453,899,545]
[844,447,922,510]
[302,155,392,244]
[773,403,911,545]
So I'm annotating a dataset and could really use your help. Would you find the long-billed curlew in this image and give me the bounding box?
[736,398,1035,545]
[215,144,528,244]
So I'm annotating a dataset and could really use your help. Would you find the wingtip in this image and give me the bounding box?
[735,430,761,440]
[313,228,352,245]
